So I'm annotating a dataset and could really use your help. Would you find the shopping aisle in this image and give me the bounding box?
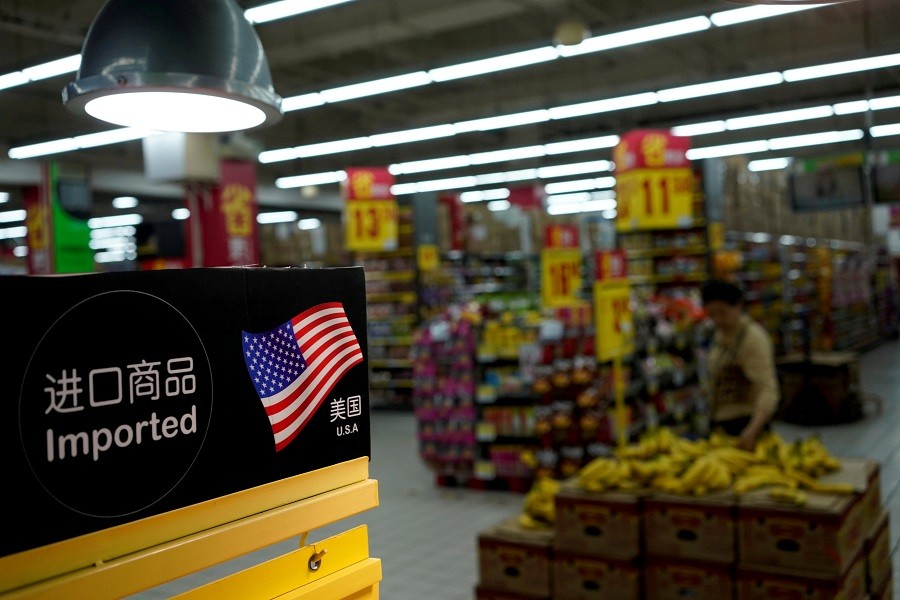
[133,339,900,599]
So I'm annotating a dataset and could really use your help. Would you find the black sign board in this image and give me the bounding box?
[2,266,370,558]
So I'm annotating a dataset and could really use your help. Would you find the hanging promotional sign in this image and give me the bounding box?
[417,243,439,272]
[614,130,694,231]
[2,267,369,559]
[541,248,583,308]
[184,160,260,267]
[594,250,633,362]
[544,223,580,249]
[343,167,398,252]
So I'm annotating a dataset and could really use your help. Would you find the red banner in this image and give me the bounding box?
[507,185,544,210]
[613,129,691,174]
[23,181,53,274]
[544,224,579,249]
[343,167,394,201]
[439,193,464,251]
[595,250,628,283]
[185,159,259,267]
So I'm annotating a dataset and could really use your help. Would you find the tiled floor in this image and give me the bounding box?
[133,339,900,599]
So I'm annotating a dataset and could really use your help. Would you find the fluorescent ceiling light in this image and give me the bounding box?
[710,4,821,27]
[429,47,559,82]
[276,170,347,189]
[414,176,479,193]
[9,128,158,160]
[559,16,710,58]
[544,135,619,154]
[748,158,791,172]
[871,123,900,138]
[547,198,617,215]
[13,246,28,257]
[544,177,616,194]
[91,226,136,239]
[89,237,136,251]
[484,169,539,184]
[0,72,30,91]
[370,125,457,147]
[459,188,511,202]
[390,156,472,176]
[487,200,512,212]
[686,141,769,160]
[601,209,617,219]
[298,218,322,230]
[390,183,419,196]
[0,209,27,223]
[671,121,726,137]
[320,72,432,103]
[870,95,900,111]
[0,192,9,203]
[546,192,594,205]
[547,93,658,119]
[294,137,373,158]
[94,250,134,264]
[112,196,139,209]
[766,128,863,150]
[257,210,299,224]
[22,55,82,82]
[88,214,143,229]
[244,0,357,24]
[454,110,551,133]
[725,105,833,129]
[172,208,191,220]
[537,161,613,178]
[658,72,783,102]
[784,53,900,82]
[469,146,546,164]
[281,93,325,112]
[0,226,28,240]
[833,100,870,115]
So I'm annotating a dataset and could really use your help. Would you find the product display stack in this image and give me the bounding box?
[474,428,891,599]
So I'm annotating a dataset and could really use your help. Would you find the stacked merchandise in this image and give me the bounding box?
[475,428,890,599]
[412,294,710,492]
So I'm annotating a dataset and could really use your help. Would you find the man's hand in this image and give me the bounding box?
[737,425,760,451]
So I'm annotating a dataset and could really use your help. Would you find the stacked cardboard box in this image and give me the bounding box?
[476,457,890,599]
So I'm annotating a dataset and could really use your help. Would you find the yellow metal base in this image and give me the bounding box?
[0,457,379,600]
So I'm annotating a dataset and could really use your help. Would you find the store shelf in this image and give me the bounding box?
[369,379,414,389]
[367,336,413,346]
[364,271,415,282]
[629,272,707,285]
[366,291,416,303]
[369,358,414,368]
[625,246,708,258]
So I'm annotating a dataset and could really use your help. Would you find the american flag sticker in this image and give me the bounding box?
[242,302,364,451]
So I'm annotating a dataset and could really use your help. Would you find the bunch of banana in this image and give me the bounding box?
[784,468,856,495]
[769,486,807,506]
[732,465,798,494]
[674,454,733,495]
[518,476,562,530]
[709,447,760,475]
[577,457,635,492]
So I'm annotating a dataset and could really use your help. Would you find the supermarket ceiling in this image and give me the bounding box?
[0,0,899,213]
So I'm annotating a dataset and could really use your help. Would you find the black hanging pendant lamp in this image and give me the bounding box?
[63,0,283,133]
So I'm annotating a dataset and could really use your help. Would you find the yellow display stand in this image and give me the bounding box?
[0,457,380,599]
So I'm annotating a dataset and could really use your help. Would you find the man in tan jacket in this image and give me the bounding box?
[701,279,780,451]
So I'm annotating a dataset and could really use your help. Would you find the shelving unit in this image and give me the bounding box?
[355,203,418,410]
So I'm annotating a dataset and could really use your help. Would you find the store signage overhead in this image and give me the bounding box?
[615,130,694,231]
[3,267,370,558]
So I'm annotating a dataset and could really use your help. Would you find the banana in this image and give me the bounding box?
[769,486,807,505]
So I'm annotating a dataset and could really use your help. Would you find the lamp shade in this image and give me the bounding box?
[63,0,283,132]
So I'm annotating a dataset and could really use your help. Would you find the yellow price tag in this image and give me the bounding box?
[594,281,633,362]
[541,248,583,308]
[616,167,693,231]
[417,244,439,272]
[345,199,398,252]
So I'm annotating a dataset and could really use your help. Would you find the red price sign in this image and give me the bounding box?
[541,248,583,308]
[616,167,694,231]
[595,250,628,283]
[544,224,580,249]
[594,281,633,362]
[345,199,398,251]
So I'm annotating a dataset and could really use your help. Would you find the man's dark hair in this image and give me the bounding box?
[701,279,744,306]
